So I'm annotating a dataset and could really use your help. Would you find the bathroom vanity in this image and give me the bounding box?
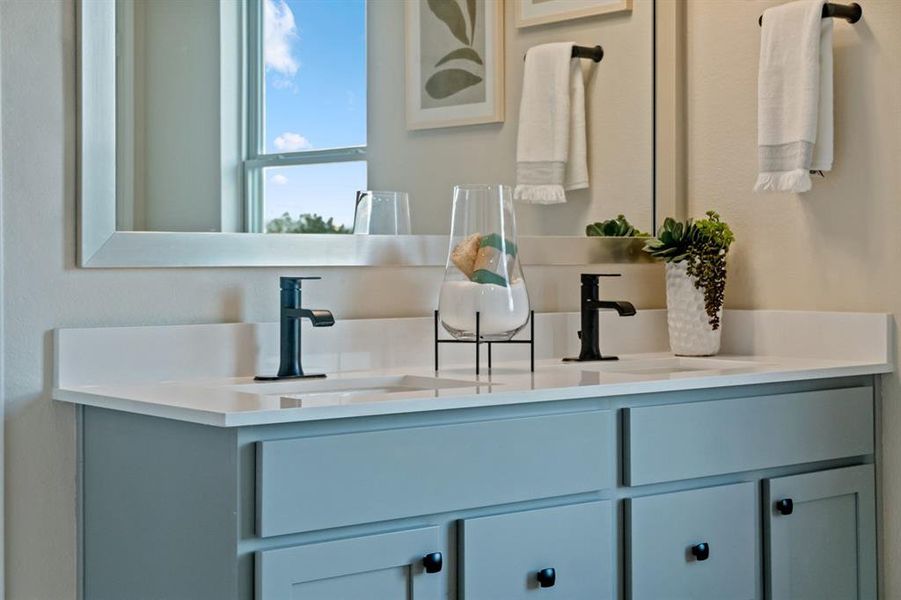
[55,311,890,599]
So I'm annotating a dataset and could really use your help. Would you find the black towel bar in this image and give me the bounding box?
[571,45,604,63]
[759,2,862,27]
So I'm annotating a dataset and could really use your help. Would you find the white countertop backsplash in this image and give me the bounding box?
[53,310,893,426]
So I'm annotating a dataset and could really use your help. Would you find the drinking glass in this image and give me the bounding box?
[352,191,412,235]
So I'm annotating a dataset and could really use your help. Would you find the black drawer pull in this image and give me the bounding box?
[422,552,443,574]
[691,542,710,561]
[536,567,556,588]
[776,498,794,515]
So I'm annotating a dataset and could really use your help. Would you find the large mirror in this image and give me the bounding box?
[79,0,678,266]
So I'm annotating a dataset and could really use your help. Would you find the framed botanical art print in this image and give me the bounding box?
[515,0,632,28]
[405,0,504,130]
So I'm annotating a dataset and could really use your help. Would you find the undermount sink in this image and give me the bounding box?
[570,356,764,376]
[224,375,484,400]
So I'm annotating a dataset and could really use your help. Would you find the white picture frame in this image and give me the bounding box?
[405,0,504,130]
[515,0,632,29]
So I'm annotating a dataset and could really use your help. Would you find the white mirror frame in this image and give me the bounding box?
[77,0,681,268]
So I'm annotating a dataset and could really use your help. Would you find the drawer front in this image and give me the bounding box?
[256,526,442,599]
[460,501,613,599]
[257,410,613,537]
[624,387,873,485]
[627,482,759,600]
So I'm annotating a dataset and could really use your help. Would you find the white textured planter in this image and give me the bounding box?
[665,261,722,356]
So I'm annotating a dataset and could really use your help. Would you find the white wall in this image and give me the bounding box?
[684,0,901,595]
[0,1,663,597]
[118,0,226,232]
[369,0,655,235]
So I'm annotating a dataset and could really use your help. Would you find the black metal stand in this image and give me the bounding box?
[434,310,535,375]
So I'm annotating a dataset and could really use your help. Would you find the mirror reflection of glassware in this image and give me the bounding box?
[438,184,530,341]
[352,191,412,235]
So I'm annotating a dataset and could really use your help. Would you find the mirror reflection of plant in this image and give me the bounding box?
[586,214,648,237]
[266,212,351,234]
[425,0,483,99]
[644,211,734,329]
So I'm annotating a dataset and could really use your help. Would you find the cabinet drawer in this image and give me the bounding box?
[256,526,442,599]
[460,501,613,599]
[257,410,614,537]
[624,387,873,485]
[626,482,759,600]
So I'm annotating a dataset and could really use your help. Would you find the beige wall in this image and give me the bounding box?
[0,1,663,597]
[684,0,901,594]
[369,0,655,235]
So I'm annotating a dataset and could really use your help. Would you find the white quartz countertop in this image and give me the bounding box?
[53,354,890,427]
[52,310,893,427]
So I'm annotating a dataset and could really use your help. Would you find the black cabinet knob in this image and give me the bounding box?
[536,567,556,588]
[776,498,794,515]
[691,542,710,561]
[422,552,443,574]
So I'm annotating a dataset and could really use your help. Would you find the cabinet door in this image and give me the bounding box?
[764,464,876,600]
[626,482,759,600]
[460,501,613,599]
[256,527,442,599]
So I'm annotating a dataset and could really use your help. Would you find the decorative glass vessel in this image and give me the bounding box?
[438,184,530,341]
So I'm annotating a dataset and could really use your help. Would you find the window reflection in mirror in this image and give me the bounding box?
[254,0,367,234]
[114,0,654,237]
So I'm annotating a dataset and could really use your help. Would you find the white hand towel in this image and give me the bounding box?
[514,42,588,204]
[754,0,833,193]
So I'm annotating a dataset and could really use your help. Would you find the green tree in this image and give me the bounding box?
[265,212,351,234]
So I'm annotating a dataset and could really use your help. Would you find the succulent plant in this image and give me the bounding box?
[642,216,694,262]
[644,211,735,330]
[586,215,648,237]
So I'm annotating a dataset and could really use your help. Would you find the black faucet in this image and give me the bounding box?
[255,277,335,381]
[563,273,636,362]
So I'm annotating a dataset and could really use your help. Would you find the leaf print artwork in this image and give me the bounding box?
[423,0,484,100]
[427,0,470,45]
[425,69,483,99]
[411,0,501,124]
[434,47,483,67]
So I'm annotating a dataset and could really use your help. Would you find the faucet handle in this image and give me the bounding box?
[581,273,621,285]
[280,276,322,289]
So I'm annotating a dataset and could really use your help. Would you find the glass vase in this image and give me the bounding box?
[438,184,530,341]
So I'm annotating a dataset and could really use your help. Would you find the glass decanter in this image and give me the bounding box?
[438,184,530,341]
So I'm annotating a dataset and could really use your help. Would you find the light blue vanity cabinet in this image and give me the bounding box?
[78,377,879,600]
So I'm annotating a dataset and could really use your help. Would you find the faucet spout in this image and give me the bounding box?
[588,300,637,317]
[285,308,335,327]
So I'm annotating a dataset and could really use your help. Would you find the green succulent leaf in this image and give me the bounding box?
[425,68,482,99]
[427,0,470,45]
[434,47,483,67]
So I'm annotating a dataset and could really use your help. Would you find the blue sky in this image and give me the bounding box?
[263,0,366,229]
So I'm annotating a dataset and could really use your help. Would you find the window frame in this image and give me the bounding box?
[243,0,368,233]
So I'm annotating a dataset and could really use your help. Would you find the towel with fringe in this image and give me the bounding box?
[754,0,833,193]
[514,42,588,204]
